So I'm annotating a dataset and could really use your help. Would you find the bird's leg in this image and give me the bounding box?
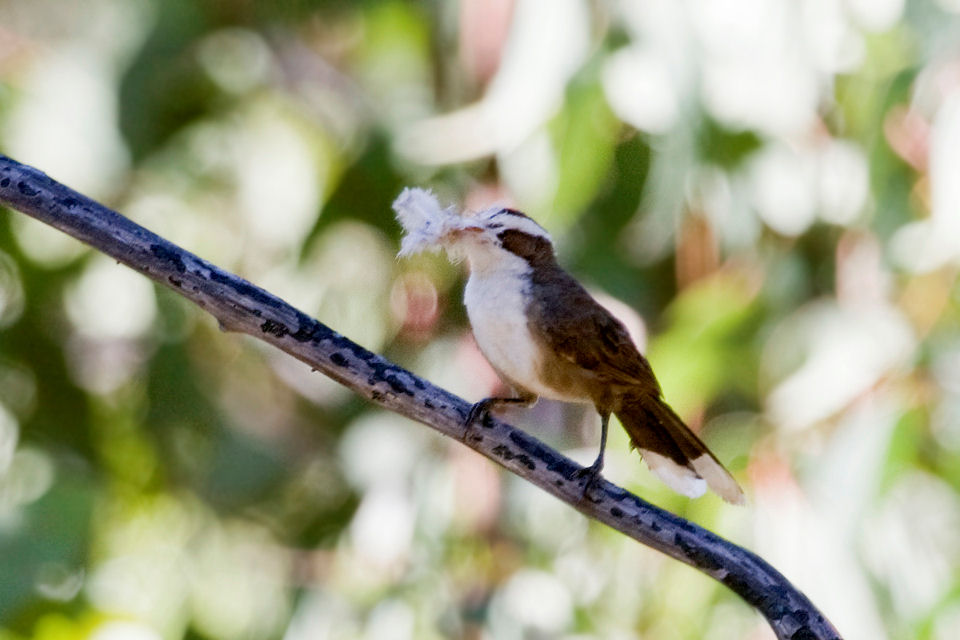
[463,392,537,442]
[573,410,610,498]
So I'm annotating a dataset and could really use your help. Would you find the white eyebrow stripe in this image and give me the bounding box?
[489,210,552,242]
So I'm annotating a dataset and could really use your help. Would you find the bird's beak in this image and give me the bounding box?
[437,224,484,249]
[448,225,483,239]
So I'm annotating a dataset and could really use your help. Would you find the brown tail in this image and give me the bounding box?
[615,393,745,504]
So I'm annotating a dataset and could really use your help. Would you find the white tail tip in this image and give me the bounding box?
[642,450,746,505]
[691,454,746,505]
[641,450,707,499]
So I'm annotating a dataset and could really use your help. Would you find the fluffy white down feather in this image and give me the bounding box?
[393,187,472,257]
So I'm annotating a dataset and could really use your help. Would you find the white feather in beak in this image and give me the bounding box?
[393,187,490,259]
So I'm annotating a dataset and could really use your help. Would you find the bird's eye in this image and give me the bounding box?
[487,222,504,230]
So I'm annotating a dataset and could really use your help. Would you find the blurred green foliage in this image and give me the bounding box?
[1,1,960,639]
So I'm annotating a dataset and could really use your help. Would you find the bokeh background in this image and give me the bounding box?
[1,0,959,638]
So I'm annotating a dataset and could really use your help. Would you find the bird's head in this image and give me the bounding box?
[445,207,555,271]
[393,188,555,272]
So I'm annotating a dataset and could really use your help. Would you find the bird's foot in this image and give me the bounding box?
[572,459,604,502]
[463,395,536,443]
[462,398,495,443]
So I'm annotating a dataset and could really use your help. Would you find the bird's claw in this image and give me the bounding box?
[463,399,493,442]
[573,460,604,501]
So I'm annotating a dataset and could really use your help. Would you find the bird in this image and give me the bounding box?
[441,205,745,504]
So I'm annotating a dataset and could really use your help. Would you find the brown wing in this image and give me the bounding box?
[527,265,660,393]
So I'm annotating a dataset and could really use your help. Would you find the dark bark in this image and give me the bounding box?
[0,155,841,640]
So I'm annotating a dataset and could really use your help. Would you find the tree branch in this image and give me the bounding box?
[0,155,841,640]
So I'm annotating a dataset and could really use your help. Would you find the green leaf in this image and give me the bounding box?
[551,78,621,223]
[0,477,94,624]
[646,272,761,413]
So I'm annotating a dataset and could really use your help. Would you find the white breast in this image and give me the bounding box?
[463,255,567,400]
